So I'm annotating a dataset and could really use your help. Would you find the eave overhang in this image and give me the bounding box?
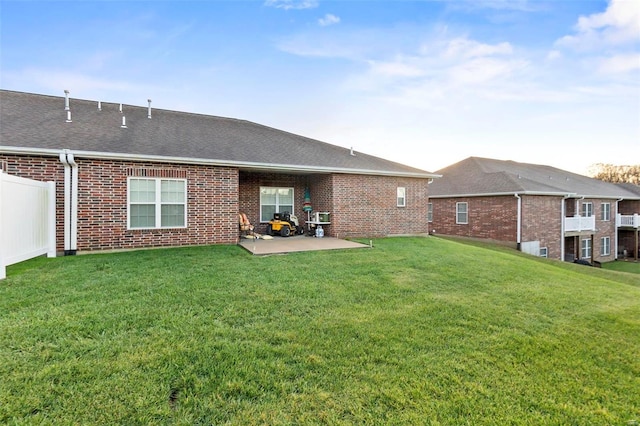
[428,191,639,200]
[0,146,442,180]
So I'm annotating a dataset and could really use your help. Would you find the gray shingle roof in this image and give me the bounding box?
[0,90,437,178]
[429,157,640,199]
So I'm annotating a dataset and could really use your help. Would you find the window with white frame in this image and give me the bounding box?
[581,202,594,217]
[601,203,611,221]
[539,247,548,258]
[427,202,433,222]
[601,236,611,256]
[128,178,186,229]
[260,187,294,222]
[397,187,406,207]
[456,202,468,224]
[581,238,592,259]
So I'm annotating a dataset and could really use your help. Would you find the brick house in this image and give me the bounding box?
[428,157,640,263]
[0,90,438,255]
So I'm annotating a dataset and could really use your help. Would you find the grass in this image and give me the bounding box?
[1,237,639,425]
[602,259,640,274]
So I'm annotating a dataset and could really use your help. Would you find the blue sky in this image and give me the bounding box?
[1,0,638,175]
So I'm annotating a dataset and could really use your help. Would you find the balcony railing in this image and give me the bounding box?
[616,213,639,228]
[564,215,596,232]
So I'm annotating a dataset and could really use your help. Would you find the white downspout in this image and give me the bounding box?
[67,152,78,254]
[59,151,71,253]
[514,193,521,249]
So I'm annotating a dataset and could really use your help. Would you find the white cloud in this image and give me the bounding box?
[318,13,340,27]
[443,38,513,59]
[264,0,318,10]
[556,0,640,50]
[597,53,640,74]
[368,59,425,78]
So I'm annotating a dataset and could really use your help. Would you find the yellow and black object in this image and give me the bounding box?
[266,212,304,237]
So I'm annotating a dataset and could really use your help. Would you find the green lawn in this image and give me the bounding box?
[1,237,639,425]
[602,259,640,274]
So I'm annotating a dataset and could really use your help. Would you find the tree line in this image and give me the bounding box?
[588,164,640,185]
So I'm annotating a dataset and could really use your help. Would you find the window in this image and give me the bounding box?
[601,236,611,256]
[260,187,293,222]
[601,203,611,221]
[427,202,433,222]
[581,202,593,217]
[456,202,468,224]
[128,178,186,229]
[397,187,406,207]
[581,238,592,259]
[540,247,548,258]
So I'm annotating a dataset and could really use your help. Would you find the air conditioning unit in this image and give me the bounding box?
[312,212,330,222]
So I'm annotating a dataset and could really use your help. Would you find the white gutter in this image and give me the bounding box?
[514,193,521,246]
[59,151,71,253]
[67,151,78,253]
[0,146,441,180]
[430,191,577,198]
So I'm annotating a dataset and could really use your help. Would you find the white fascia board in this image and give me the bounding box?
[428,191,575,198]
[0,146,441,179]
[428,191,640,200]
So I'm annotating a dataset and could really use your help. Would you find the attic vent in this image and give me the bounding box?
[147,99,152,119]
[64,89,70,111]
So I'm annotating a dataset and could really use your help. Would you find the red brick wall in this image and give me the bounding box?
[521,195,562,259]
[2,154,238,252]
[329,174,429,238]
[619,199,640,215]
[429,196,518,242]
[239,172,430,238]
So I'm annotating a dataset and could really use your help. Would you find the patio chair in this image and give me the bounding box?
[238,212,255,238]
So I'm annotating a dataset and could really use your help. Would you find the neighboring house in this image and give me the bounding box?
[428,157,640,263]
[0,90,439,254]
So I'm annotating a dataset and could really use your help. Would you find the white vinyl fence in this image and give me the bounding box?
[0,172,56,279]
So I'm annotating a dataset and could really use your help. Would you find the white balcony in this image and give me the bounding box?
[616,213,639,228]
[564,215,596,232]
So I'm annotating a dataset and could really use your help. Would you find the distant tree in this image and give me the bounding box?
[588,163,640,185]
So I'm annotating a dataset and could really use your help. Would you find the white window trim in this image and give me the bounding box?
[127,177,187,230]
[581,202,594,217]
[601,236,611,256]
[397,187,406,207]
[539,247,548,258]
[260,186,294,223]
[601,203,611,221]
[427,202,433,222]
[456,202,468,224]
[581,238,592,259]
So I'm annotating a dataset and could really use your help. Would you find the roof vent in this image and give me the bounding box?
[64,90,70,111]
[119,103,123,113]
[65,110,72,123]
[98,101,102,111]
[147,99,152,119]
[350,147,356,156]
[121,116,127,128]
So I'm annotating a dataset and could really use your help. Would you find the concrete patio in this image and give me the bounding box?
[238,234,369,255]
